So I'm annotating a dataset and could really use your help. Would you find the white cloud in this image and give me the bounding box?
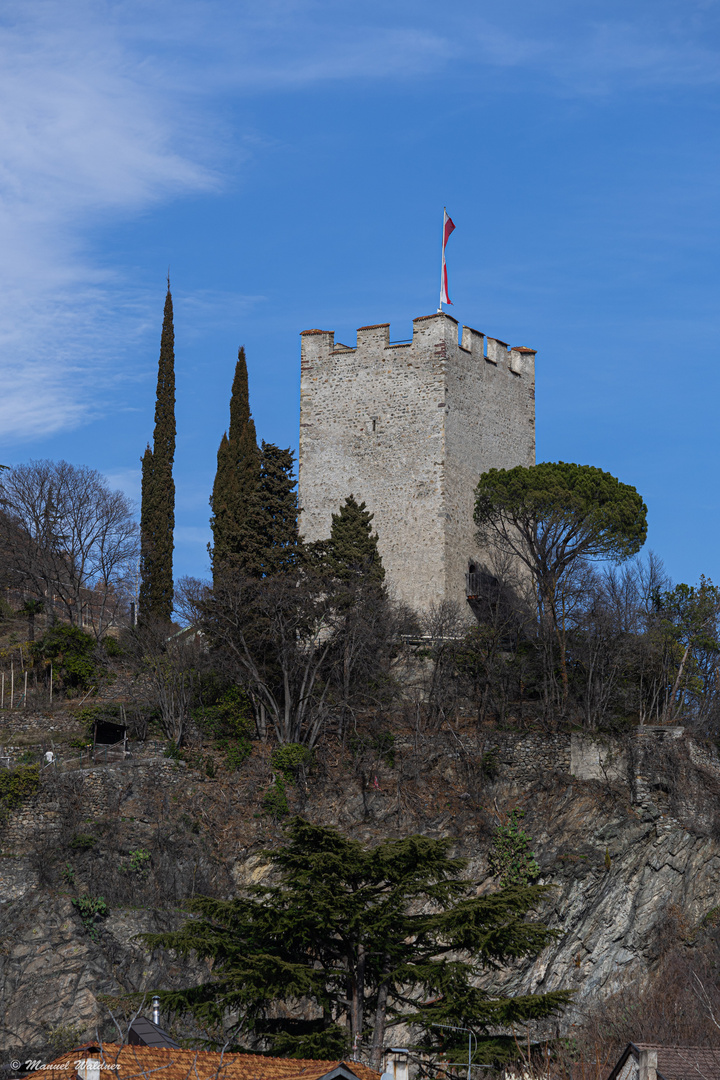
[2,0,720,447]
[0,1,218,444]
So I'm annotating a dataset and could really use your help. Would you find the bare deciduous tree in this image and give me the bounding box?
[0,459,139,638]
[130,621,207,746]
[205,569,341,748]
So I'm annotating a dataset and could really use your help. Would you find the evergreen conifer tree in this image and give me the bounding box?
[146,817,570,1067]
[209,347,263,579]
[328,494,384,583]
[139,283,176,623]
[259,441,300,575]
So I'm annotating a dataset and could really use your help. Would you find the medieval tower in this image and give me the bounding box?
[298,311,536,613]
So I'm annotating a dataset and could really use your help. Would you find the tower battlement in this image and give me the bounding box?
[298,311,536,613]
[300,313,536,377]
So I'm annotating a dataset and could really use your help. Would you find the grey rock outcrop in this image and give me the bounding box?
[2,725,720,1055]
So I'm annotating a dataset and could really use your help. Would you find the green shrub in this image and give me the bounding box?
[480,746,500,781]
[488,808,540,886]
[120,848,150,877]
[164,739,184,761]
[225,743,250,771]
[262,776,289,819]
[33,626,102,693]
[372,731,395,768]
[46,1023,85,1056]
[271,743,313,782]
[71,895,109,938]
[0,764,40,811]
[69,833,96,851]
[193,686,253,769]
[348,729,396,768]
[102,636,124,658]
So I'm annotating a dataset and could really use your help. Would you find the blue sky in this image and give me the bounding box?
[1,0,719,589]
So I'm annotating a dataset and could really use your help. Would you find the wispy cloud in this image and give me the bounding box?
[2,0,720,446]
[0,1,218,443]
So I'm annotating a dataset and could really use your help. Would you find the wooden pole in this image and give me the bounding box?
[10,662,14,709]
[23,670,28,707]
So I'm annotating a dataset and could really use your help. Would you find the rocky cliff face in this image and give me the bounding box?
[2,713,720,1060]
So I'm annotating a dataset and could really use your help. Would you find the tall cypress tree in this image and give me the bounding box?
[209,347,263,579]
[139,283,176,623]
[328,495,384,583]
[259,441,300,575]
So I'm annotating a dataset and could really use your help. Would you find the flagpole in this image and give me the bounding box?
[438,207,446,313]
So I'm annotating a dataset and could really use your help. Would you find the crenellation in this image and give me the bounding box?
[509,345,536,377]
[486,336,509,365]
[299,310,536,613]
[460,324,485,355]
[356,323,390,349]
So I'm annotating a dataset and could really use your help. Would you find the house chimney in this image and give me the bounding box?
[639,1049,658,1080]
[382,1049,409,1080]
[76,1060,100,1080]
[152,995,161,1026]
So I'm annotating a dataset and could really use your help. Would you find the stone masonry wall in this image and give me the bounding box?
[298,312,535,613]
[444,325,535,609]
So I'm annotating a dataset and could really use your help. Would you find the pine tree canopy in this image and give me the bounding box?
[139,284,176,623]
[327,494,384,583]
[209,347,263,578]
[145,817,570,1068]
[474,462,647,589]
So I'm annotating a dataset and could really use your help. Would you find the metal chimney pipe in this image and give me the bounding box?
[152,995,160,1026]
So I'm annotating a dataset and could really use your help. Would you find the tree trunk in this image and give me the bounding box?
[369,979,389,1070]
[350,947,365,1052]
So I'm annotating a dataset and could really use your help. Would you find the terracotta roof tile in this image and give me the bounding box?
[413,312,458,323]
[35,1045,381,1080]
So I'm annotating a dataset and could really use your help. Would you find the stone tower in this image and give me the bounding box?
[298,312,536,613]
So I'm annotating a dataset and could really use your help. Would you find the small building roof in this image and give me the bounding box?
[33,1044,381,1080]
[608,1042,720,1080]
[127,1015,180,1049]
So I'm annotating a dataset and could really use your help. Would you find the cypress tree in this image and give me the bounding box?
[209,347,263,579]
[139,283,176,623]
[328,494,384,583]
[259,441,300,575]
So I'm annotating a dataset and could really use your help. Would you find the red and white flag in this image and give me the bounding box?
[439,208,456,307]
